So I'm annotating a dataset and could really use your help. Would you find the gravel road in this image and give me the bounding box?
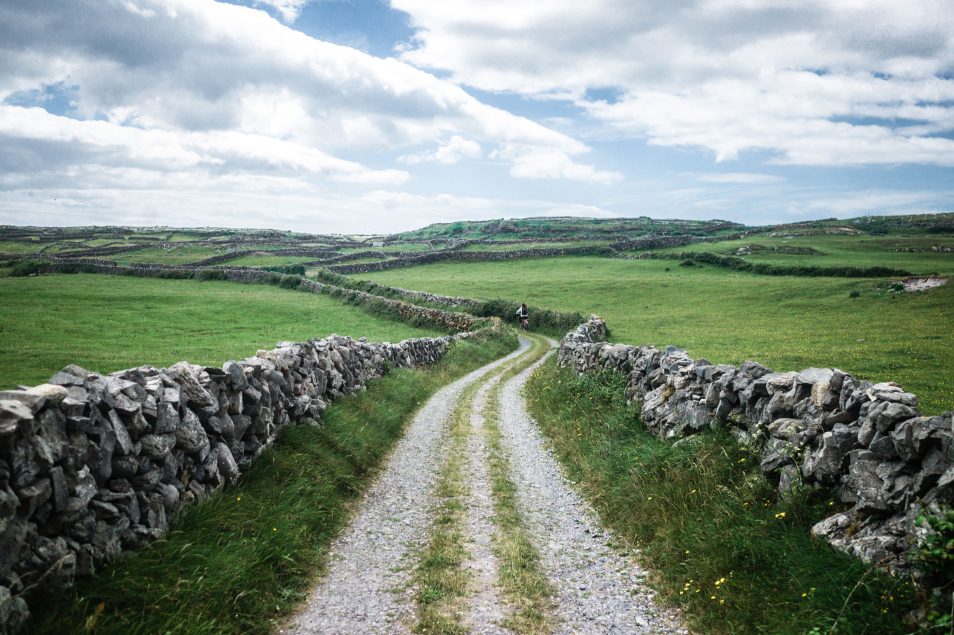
[284,335,685,634]
[496,341,687,634]
[282,339,529,634]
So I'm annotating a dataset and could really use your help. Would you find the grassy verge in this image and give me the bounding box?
[482,336,555,633]
[28,331,518,635]
[525,360,922,635]
[0,274,440,389]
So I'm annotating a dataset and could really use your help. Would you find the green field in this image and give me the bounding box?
[460,240,606,251]
[361,256,954,413]
[218,254,319,267]
[0,274,439,388]
[0,240,45,254]
[110,246,217,264]
[657,234,954,274]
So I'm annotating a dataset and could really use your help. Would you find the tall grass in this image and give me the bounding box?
[29,332,517,635]
[525,360,922,634]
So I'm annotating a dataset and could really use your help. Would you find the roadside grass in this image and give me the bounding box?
[0,274,439,389]
[360,256,954,413]
[482,336,555,633]
[28,331,518,635]
[525,360,922,634]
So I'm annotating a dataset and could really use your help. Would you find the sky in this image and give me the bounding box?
[1,0,953,234]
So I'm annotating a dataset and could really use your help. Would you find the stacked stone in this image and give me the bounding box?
[558,318,953,574]
[0,331,470,629]
[329,244,614,274]
[383,286,484,311]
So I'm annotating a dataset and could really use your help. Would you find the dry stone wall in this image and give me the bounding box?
[0,329,478,630]
[558,318,953,576]
[329,244,614,274]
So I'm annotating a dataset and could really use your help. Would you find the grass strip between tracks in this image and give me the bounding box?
[412,369,485,634]
[414,334,555,634]
[28,331,518,635]
[482,335,557,634]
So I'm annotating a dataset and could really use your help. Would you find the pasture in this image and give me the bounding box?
[0,274,438,389]
[361,255,954,413]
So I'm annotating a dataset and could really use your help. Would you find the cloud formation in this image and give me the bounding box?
[0,0,618,231]
[253,0,311,23]
[399,135,481,165]
[394,0,954,167]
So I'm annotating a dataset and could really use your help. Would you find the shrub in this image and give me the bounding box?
[10,260,43,277]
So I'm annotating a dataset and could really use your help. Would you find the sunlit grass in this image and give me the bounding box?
[0,274,439,388]
[29,332,518,635]
[525,360,921,634]
[361,256,954,413]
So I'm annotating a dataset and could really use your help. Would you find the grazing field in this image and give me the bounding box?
[361,256,954,413]
[460,240,606,251]
[110,246,217,264]
[657,234,954,274]
[216,254,320,267]
[0,274,439,389]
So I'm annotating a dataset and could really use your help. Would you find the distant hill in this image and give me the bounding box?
[387,217,747,241]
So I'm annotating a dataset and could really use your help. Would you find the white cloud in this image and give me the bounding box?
[785,190,947,217]
[0,174,619,234]
[0,0,616,219]
[494,146,622,184]
[694,172,784,184]
[0,105,409,184]
[393,0,954,167]
[252,0,310,23]
[399,135,482,164]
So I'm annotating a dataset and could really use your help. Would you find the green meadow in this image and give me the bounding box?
[658,234,954,274]
[110,246,218,264]
[0,274,438,389]
[217,254,320,267]
[361,256,954,413]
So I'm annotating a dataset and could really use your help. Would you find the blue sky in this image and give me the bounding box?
[1,0,952,233]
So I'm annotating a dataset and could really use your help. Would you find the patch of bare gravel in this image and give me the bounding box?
[282,339,529,635]
[496,342,688,635]
[902,276,948,292]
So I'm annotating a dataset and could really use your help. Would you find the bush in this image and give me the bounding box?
[849,289,861,298]
[261,264,306,275]
[195,269,228,281]
[10,260,42,277]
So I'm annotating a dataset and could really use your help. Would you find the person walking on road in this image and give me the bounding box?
[516,303,530,330]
